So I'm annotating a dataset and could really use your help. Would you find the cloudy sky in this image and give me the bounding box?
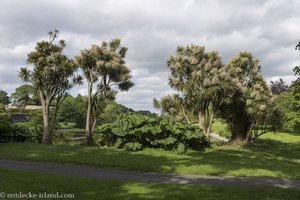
[0,0,299,111]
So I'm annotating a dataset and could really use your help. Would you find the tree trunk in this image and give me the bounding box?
[41,98,52,144]
[50,93,66,135]
[180,104,190,124]
[85,83,93,145]
[229,119,251,143]
[91,115,97,134]
[198,112,205,130]
[206,110,214,142]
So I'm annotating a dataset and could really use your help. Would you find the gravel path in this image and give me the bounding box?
[0,159,299,189]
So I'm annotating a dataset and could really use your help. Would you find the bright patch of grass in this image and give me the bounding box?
[211,119,231,137]
[0,132,299,179]
[0,169,299,200]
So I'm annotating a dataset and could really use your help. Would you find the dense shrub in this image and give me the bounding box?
[0,110,42,143]
[96,114,208,152]
[13,122,43,143]
[0,113,13,141]
[273,92,300,134]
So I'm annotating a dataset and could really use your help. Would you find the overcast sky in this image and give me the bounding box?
[0,0,299,111]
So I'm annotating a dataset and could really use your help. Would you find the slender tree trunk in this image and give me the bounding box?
[50,99,59,135]
[50,93,67,135]
[85,82,93,145]
[91,116,97,134]
[206,110,214,142]
[198,112,205,130]
[180,104,190,124]
[245,123,255,143]
[41,98,52,144]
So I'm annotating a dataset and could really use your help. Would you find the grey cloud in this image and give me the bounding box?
[0,0,299,110]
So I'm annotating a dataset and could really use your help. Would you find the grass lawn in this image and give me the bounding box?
[0,132,299,179]
[0,169,299,200]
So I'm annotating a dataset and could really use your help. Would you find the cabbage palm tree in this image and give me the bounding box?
[19,30,80,144]
[76,39,134,145]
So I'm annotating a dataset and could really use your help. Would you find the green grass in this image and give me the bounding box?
[0,132,299,179]
[211,119,231,137]
[0,169,299,200]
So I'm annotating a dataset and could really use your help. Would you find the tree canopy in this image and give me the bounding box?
[270,78,289,95]
[11,84,40,107]
[0,90,10,105]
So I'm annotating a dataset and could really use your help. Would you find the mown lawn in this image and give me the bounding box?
[0,132,299,179]
[0,169,299,200]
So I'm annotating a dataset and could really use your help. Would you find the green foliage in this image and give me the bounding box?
[97,101,135,124]
[11,84,40,106]
[13,123,42,143]
[153,94,192,124]
[0,113,13,141]
[270,78,289,95]
[124,142,143,151]
[0,110,42,143]
[96,114,208,152]
[176,143,186,154]
[273,92,300,133]
[0,90,10,105]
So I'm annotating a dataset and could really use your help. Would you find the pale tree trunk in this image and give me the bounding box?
[245,123,254,143]
[198,112,205,130]
[180,104,190,124]
[198,106,214,142]
[41,94,52,144]
[85,82,93,145]
[206,110,214,142]
[91,115,97,134]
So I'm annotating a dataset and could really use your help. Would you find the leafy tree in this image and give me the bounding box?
[219,52,278,142]
[19,30,80,144]
[0,90,10,105]
[153,94,191,124]
[166,45,233,137]
[270,78,289,95]
[273,92,300,133]
[76,39,134,145]
[57,95,76,123]
[11,84,40,107]
[97,101,134,124]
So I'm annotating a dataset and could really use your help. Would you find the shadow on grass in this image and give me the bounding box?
[1,169,299,200]
[0,136,299,179]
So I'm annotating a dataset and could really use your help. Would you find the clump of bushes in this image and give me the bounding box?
[0,113,13,142]
[96,114,208,152]
[13,122,43,143]
[0,111,42,143]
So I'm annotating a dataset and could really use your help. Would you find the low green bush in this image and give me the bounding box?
[0,114,13,141]
[96,114,208,152]
[13,123,42,143]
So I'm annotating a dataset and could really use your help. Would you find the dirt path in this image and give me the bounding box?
[0,159,299,189]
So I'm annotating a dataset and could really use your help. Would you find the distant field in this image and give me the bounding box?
[0,169,299,200]
[0,132,299,179]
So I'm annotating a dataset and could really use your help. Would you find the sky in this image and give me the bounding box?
[0,0,299,112]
